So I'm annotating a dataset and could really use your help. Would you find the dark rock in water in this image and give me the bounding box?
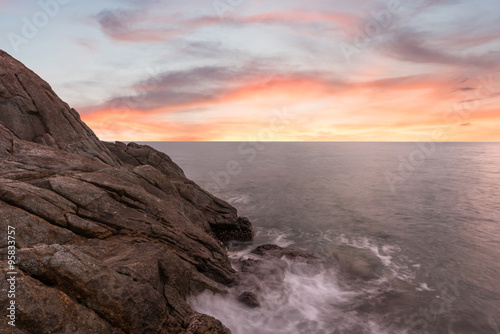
[251,244,317,259]
[212,216,254,242]
[329,245,384,281]
[186,313,231,334]
[237,291,260,308]
[238,256,287,285]
[243,245,323,284]
[239,258,263,273]
[231,245,325,308]
[0,50,253,333]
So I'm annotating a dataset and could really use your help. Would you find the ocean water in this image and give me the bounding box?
[142,142,500,334]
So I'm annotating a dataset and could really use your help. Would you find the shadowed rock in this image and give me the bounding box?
[0,50,253,333]
[237,291,260,308]
[251,244,317,259]
[104,141,254,242]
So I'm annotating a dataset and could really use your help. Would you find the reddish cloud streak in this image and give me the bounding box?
[81,69,500,141]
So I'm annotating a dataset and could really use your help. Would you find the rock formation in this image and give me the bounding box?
[0,50,253,333]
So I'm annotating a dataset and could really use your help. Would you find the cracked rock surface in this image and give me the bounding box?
[0,50,253,333]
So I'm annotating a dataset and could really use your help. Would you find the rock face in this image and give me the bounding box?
[0,51,121,167]
[103,141,254,242]
[0,50,253,333]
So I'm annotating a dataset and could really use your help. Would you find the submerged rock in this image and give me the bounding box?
[329,245,384,281]
[0,50,253,333]
[237,291,260,308]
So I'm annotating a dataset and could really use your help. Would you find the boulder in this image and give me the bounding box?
[237,291,260,308]
[330,245,384,281]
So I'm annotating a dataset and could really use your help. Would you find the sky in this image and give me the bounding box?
[1,0,499,141]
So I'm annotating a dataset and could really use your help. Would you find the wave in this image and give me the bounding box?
[189,232,417,334]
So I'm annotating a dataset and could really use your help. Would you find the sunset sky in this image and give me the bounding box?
[1,0,499,141]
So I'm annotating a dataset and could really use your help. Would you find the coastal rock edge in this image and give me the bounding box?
[0,50,253,333]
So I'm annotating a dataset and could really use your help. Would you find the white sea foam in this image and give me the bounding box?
[189,259,389,334]
[189,233,421,333]
[416,282,434,291]
[255,228,296,247]
[188,234,409,334]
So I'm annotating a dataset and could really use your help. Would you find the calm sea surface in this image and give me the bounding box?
[142,142,500,334]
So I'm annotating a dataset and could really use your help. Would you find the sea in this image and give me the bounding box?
[141,142,500,334]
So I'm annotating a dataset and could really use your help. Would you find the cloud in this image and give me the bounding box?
[177,40,232,58]
[95,8,358,43]
[84,59,480,117]
[446,32,500,49]
[78,0,500,141]
[104,65,258,111]
[420,0,464,7]
[384,30,500,69]
[96,9,181,42]
[79,63,500,141]
[237,10,358,30]
[81,62,472,140]
[75,38,98,52]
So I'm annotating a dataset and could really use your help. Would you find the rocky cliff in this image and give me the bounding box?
[0,50,253,334]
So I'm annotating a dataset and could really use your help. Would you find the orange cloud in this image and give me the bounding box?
[80,65,500,142]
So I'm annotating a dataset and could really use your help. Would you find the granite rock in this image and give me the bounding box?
[0,50,254,333]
